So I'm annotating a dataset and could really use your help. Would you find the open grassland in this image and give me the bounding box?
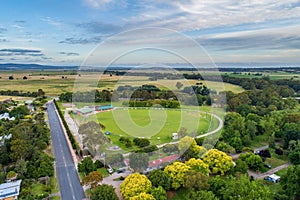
[0,71,244,96]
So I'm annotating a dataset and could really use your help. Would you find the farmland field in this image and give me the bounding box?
[0,71,244,96]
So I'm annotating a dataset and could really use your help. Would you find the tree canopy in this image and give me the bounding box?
[164,161,191,190]
[91,184,118,200]
[120,173,152,200]
[202,149,234,175]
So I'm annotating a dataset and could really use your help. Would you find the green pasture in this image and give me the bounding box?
[74,107,218,145]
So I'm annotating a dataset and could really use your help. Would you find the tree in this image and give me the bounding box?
[178,136,203,160]
[184,170,209,191]
[148,169,170,190]
[176,81,183,89]
[185,158,210,175]
[283,123,300,149]
[106,153,124,167]
[234,159,248,174]
[130,192,155,200]
[279,165,300,199]
[26,152,54,179]
[15,159,27,178]
[151,186,167,200]
[37,89,45,98]
[91,184,118,200]
[219,175,273,200]
[6,171,17,180]
[9,105,30,118]
[79,121,110,155]
[289,142,300,165]
[202,149,234,175]
[215,141,235,154]
[164,162,190,190]
[120,173,152,200]
[133,138,150,148]
[184,190,219,200]
[78,157,97,175]
[82,171,103,189]
[129,152,149,172]
[240,153,263,170]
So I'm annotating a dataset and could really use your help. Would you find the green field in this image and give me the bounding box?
[75,107,217,145]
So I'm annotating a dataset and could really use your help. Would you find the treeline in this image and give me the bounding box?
[0,89,45,98]
[117,85,176,100]
[59,89,112,103]
[125,99,180,108]
[0,113,54,183]
[222,75,300,94]
[53,99,79,152]
[224,89,298,116]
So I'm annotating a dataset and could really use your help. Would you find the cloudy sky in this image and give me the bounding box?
[0,0,300,66]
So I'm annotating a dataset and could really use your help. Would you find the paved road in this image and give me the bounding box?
[248,163,292,179]
[47,101,85,200]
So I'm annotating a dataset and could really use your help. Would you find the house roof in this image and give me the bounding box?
[25,100,33,104]
[0,180,22,199]
[148,154,180,168]
[96,105,113,110]
[77,107,94,114]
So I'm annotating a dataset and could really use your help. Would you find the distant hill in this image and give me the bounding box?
[0,63,78,71]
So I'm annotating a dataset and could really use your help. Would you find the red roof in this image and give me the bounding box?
[148,154,180,168]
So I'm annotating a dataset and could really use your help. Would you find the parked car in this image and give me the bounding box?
[264,174,280,183]
[107,165,114,174]
[264,163,272,169]
[117,168,126,174]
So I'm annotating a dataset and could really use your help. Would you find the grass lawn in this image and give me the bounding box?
[265,157,287,168]
[97,167,109,177]
[31,182,50,196]
[50,176,60,194]
[78,108,215,145]
[249,134,269,148]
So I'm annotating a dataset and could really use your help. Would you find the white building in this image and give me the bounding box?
[0,134,12,147]
[0,113,15,121]
[0,180,22,200]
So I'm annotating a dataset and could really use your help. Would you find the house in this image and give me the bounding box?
[0,134,12,147]
[0,113,15,121]
[0,180,22,200]
[95,105,113,111]
[74,107,94,115]
[145,154,180,172]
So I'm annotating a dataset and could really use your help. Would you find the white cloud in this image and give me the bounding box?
[82,0,126,9]
[41,17,61,27]
[128,0,300,32]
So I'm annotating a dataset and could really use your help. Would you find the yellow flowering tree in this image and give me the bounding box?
[202,149,234,175]
[164,162,191,190]
[130,192,156,200]
[178,136,203,159]
[185,158,210,175]
[120,173,152,200]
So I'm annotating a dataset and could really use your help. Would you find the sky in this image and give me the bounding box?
[0,0,300,67]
